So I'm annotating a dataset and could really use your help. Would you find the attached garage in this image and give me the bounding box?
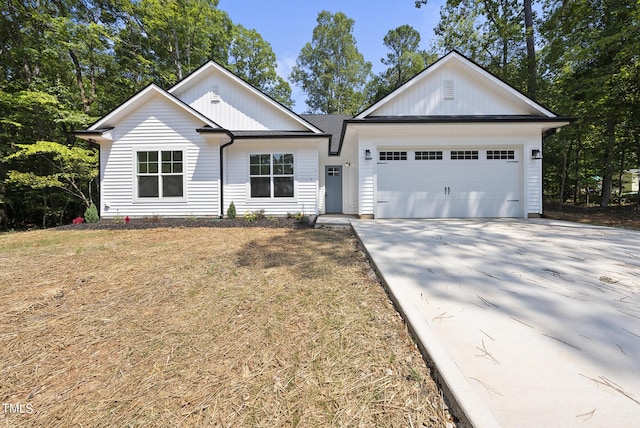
[340,51,571,219]
[376,147,522,218]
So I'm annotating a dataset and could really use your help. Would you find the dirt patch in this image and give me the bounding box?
[544,203,640,231]
[0,228,454,427]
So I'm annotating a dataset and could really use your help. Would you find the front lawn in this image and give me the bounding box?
[0,227,451,427]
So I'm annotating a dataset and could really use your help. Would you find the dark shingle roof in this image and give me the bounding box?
[301,114,351,155]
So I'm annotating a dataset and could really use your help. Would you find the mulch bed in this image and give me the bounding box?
[57,217,315,230]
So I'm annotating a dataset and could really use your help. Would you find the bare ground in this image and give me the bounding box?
[0,227,454,427]
[544,203,640,231]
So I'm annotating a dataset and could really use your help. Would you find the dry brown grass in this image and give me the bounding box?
[0,227,451,427]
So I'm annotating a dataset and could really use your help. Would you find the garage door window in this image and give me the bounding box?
[451,150,478,160]
[379,151,407,161]
[415,151,443,160]
[487,150,515,160]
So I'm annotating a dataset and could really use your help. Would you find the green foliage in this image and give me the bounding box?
[243,210,256,223]
[367,25,436,104]
[290,11,372,114]
[229,25,294,108]
[227,201,236,219]
[84,202,99,223]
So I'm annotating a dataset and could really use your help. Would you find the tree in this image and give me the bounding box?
[290,11,372,114]
[367,25,436,103]
[119,0,233,86]
[228,25,294,108]
[540,0,640,206]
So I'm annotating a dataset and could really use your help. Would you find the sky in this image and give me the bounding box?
[217,0,447,112]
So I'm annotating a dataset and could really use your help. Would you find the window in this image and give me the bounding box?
[137,150,183,198]
[379,151,407,161]
[415,151,443,160]
[451,150,479,160]
[327,167,340,176]
[250,153,294,198]
[487,150,515,160]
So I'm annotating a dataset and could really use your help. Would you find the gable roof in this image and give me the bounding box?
[169,61,323,134]
[357,50,558,119]
[87,84,222,131]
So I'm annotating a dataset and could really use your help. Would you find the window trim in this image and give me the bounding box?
[248,152,296,200]
[134,149,186,202]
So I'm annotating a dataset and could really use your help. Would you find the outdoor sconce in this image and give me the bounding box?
[531,149,542,160]
[345,161,351,167]
[365,149,372,160]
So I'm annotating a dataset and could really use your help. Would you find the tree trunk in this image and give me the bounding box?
[559,137,570,209]
[69,49,94,114]
[600,119,616,207]
[524,0,537,97]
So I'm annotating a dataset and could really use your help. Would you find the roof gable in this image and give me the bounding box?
[88,84,221,131]
[357,51,556,119]
[169,61,322,133]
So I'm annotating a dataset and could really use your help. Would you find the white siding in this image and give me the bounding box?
[358,142,376,216]
[223,140,320,216]
[372,64,532,117]
[172,69,307,131]
[99,94,221,218]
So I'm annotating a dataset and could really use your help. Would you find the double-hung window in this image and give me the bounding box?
[250,153,294,198]
[137,150,184,198]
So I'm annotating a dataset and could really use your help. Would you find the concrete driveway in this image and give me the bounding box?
[351,219,640,428]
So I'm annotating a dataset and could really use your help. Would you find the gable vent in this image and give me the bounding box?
[211,85,220,103]
[443,80,455,100]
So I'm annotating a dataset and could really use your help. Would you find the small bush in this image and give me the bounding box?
[227,202,236,219]
[143,214,163,223]
[254,209,265,220]
[84,202,99,223]
[243,211,256,222]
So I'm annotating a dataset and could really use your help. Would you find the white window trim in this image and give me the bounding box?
[247,152,297,201]
[133,148,187,203]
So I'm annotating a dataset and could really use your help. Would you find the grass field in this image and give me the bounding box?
[0,227,451,427]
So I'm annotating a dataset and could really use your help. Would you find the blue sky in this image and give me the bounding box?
[218,0,446,112]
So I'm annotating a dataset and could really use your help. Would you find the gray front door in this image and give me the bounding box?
[325,165,343,213]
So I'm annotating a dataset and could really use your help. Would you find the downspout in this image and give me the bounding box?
[219,130,235,218]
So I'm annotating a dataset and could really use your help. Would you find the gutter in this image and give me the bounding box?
[219,130,235,218]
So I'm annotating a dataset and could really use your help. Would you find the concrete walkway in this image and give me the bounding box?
[350,219,640,427]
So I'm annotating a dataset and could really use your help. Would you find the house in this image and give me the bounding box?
[622,169,639,196]
[75,51,571,219]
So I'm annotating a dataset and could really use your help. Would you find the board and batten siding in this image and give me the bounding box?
[223,141,320,216]
[99,95,221,218]
[172,69,308,132]
[371,62,535,117]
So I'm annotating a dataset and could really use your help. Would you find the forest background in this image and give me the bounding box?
[1,0,638,228]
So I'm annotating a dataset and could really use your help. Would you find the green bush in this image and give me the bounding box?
[227,201,236,219]
[84,202,99,223]
[243,210,256,222]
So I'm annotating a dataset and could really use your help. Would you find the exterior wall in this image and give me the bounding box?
[172,69,307,131]
[99,95,221,218]
[372,63,533,117]
[223,140,321,216]
[355,123,544,218]
[318,138,359,214]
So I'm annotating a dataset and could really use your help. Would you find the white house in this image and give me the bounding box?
[75,51,571,219]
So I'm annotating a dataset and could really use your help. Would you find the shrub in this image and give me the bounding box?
[254,209,265,220]
[84,202,99,223]
[143,214,163,223]
[243,211,256,222]
[227,201,236,219]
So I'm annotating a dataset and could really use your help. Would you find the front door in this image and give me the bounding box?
[325,165,343,213]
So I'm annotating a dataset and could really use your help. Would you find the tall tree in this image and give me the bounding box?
[119,0,233,86]
[290,11,372,114]
[541,0,640,206]
[228,25,294,108]
[367,25,436,103]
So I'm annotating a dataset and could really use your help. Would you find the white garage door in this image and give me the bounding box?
[377,148,522,218]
